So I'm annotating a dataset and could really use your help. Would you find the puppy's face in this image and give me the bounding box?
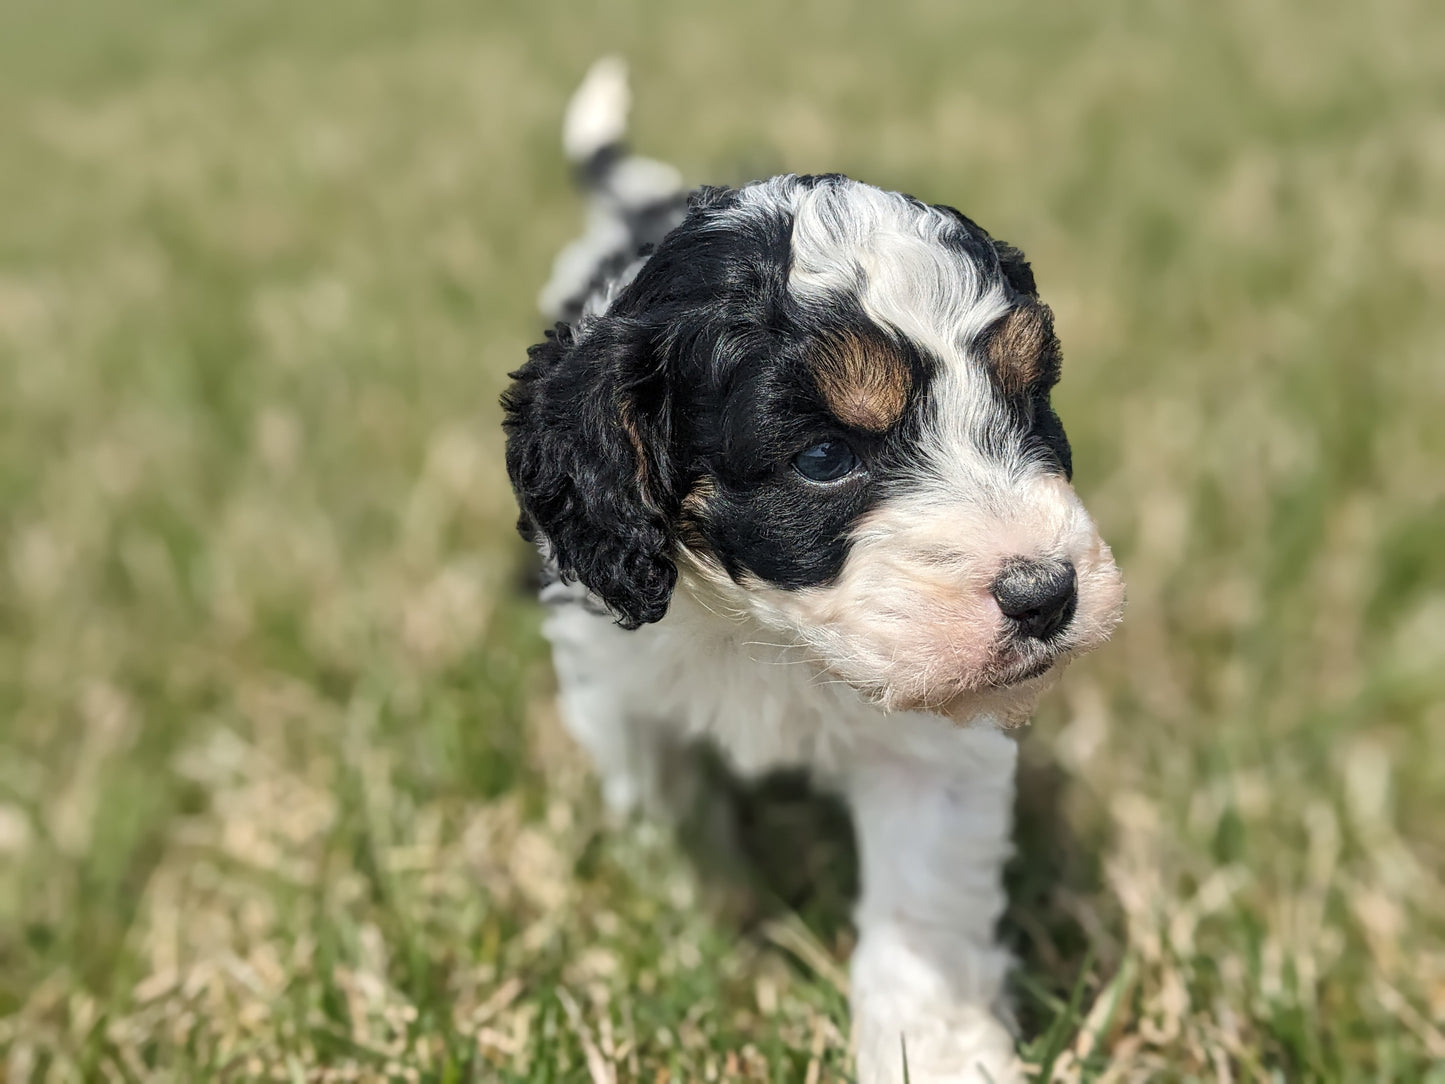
[506,175,1123,722]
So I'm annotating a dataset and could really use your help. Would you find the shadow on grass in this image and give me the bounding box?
[678,748,859,951]
[674,741,1123,1035]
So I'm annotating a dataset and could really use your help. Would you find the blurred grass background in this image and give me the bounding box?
[1,0,1443,1080]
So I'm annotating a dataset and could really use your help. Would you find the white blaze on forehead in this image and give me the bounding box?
[784,181,1009,360]
[735,176,1026,507]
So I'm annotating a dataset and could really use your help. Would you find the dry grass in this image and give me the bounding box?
[1,0,1443,1080]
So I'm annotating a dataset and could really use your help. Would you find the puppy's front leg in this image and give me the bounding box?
[845,724,1022,1084]
[544,601,689,818]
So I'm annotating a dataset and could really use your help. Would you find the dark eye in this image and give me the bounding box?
[792,440,860,482]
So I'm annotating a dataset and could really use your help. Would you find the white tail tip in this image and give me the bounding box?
[563,56,631,163]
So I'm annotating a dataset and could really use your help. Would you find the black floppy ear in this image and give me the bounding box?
[503,318,678,629]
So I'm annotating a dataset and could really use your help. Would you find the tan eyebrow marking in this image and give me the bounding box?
[810,332,913,432]
[979,299,1060,396]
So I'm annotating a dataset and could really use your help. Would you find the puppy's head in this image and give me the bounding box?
[505,175,1123,722]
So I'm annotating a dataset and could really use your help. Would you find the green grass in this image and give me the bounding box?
[2,0,1443,1079]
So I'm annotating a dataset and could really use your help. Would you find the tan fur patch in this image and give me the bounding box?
[980,300,1059,396]
[617,399,661,510]
[677,476,717,550]
[810,333,913,432]
[680,475,717,514]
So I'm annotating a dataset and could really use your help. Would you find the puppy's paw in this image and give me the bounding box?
[853,1008,1022,1084]
[850,925,1021,1084]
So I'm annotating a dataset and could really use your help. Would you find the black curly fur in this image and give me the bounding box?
[502,186,757,630]
[502,318,679,630]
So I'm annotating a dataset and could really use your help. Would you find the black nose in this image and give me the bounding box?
[991,559,1077,641]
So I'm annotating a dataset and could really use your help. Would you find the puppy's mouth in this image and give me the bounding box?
[872,641,1067,717]
[990,650,1060,688]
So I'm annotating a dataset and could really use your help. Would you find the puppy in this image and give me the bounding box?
[504,58,1124,1083]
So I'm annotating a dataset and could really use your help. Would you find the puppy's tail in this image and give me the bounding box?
[539,57,688,322]
[561,56,632,177]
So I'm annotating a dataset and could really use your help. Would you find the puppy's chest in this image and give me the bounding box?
[544,585,864,776]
